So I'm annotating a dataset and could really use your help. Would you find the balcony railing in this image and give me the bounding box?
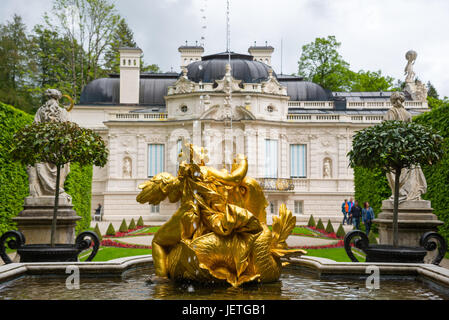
[256,178,295,191]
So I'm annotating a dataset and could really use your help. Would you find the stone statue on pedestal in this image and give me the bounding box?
[27,89,72,202]
[14,89,80,245]
[385,92,427,202]
[403,50,427,102]
[375,92,442,248]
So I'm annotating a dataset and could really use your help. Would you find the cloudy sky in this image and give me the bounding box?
[1,0,449,96]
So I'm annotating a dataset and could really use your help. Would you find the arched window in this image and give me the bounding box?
[134,59,137,66]
[128,59,131,66]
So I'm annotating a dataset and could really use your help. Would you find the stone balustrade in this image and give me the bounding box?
[287,114,384,123]
[110,113,168,121]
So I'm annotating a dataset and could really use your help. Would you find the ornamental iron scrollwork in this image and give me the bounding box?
[75,231,100,262]
[344,230,369,263]
[420,232,447,265]
[0,231,26,264]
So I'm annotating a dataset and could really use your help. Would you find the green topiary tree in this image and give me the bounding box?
[348,120,444,247]
[106,223,116,236]
[336,224,346,238]
[10,121,108,246]
[129,218,136,230]
[307,215,316,228]
[119,219,128,233]
[93,223,102,241]
[137,216,144,227]
[316,218,325,231]
[325,220,335,234]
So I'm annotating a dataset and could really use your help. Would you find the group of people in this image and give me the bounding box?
[341,198,375,236]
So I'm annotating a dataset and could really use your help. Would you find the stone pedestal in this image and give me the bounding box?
[374,200,443,247]
[12,196,81,245]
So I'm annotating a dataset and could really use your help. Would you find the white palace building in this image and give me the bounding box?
[70,45,429,224]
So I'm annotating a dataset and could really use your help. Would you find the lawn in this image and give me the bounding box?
[305,247,366,262]
[79,247,151,262]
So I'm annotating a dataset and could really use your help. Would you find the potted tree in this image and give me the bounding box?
[345,120,446,263]
[0,121,108,263]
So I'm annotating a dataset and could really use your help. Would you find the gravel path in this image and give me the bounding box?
[110,234,339,247]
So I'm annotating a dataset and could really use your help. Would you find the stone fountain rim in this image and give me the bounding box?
[1,255,449,292]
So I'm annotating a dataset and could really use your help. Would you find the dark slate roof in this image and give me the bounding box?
[248,45,274,50]
[79,74,177,106]
[280,79,332,101]
[186,52,274,84]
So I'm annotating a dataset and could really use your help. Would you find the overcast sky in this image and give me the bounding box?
[1,0,449,97]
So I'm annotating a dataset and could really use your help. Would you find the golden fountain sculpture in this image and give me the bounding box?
[136,143,306,287]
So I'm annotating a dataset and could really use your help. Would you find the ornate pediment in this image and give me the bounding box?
[171,67,195,94]
[261,69,287,95]
[214,64,241,92]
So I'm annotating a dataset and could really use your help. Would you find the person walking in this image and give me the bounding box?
[349,200,362,230]
[362,202,375,236]
[348,197,354,225]
[341,199,350,225]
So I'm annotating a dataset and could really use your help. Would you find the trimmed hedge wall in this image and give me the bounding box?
[0,102,93,235]
[64,163,93,234]
[354,101,449,242]
[0,102,33,235]
[414,102,449,241]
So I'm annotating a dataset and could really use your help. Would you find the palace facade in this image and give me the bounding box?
[70,45,429,224]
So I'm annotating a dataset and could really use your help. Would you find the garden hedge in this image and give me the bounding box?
[354,100,449,243]
[0,102,93,235]
[307,215,316,228]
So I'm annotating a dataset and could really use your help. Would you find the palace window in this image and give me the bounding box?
[150,204,160,213]
[269,200,278,215]
[294,200,304,215]
[176,139,183,173]
[290,144,307,178]
[148,144,165,177]
[265,139,278,178]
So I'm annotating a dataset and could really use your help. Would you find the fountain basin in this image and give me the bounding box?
[1,255,449,300]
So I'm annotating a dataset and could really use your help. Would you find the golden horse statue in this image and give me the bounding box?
[136,143,306,287]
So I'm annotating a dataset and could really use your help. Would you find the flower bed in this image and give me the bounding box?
[103,225,150,238]
[290,240,345,250]
[304,226,343,239]
[101,238,152,250]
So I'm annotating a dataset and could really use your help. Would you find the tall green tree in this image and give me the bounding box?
[298,36,352,91]
[30,25,82,104]
[0,14,36,113]
[44,0,120,101]
[350,70,394,92]
[104,17,160,74]
[427,81,439,99]
[104,18,136,74]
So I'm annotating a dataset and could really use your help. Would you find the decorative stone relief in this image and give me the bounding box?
[261,69,287,95]
[172,67,195,94]
[214,64,241,93]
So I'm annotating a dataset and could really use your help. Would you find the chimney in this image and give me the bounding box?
[119,47,142,104]
[178,42,204,69]
[248,42,274,66]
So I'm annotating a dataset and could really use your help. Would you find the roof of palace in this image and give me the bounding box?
[79,51,389,107]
